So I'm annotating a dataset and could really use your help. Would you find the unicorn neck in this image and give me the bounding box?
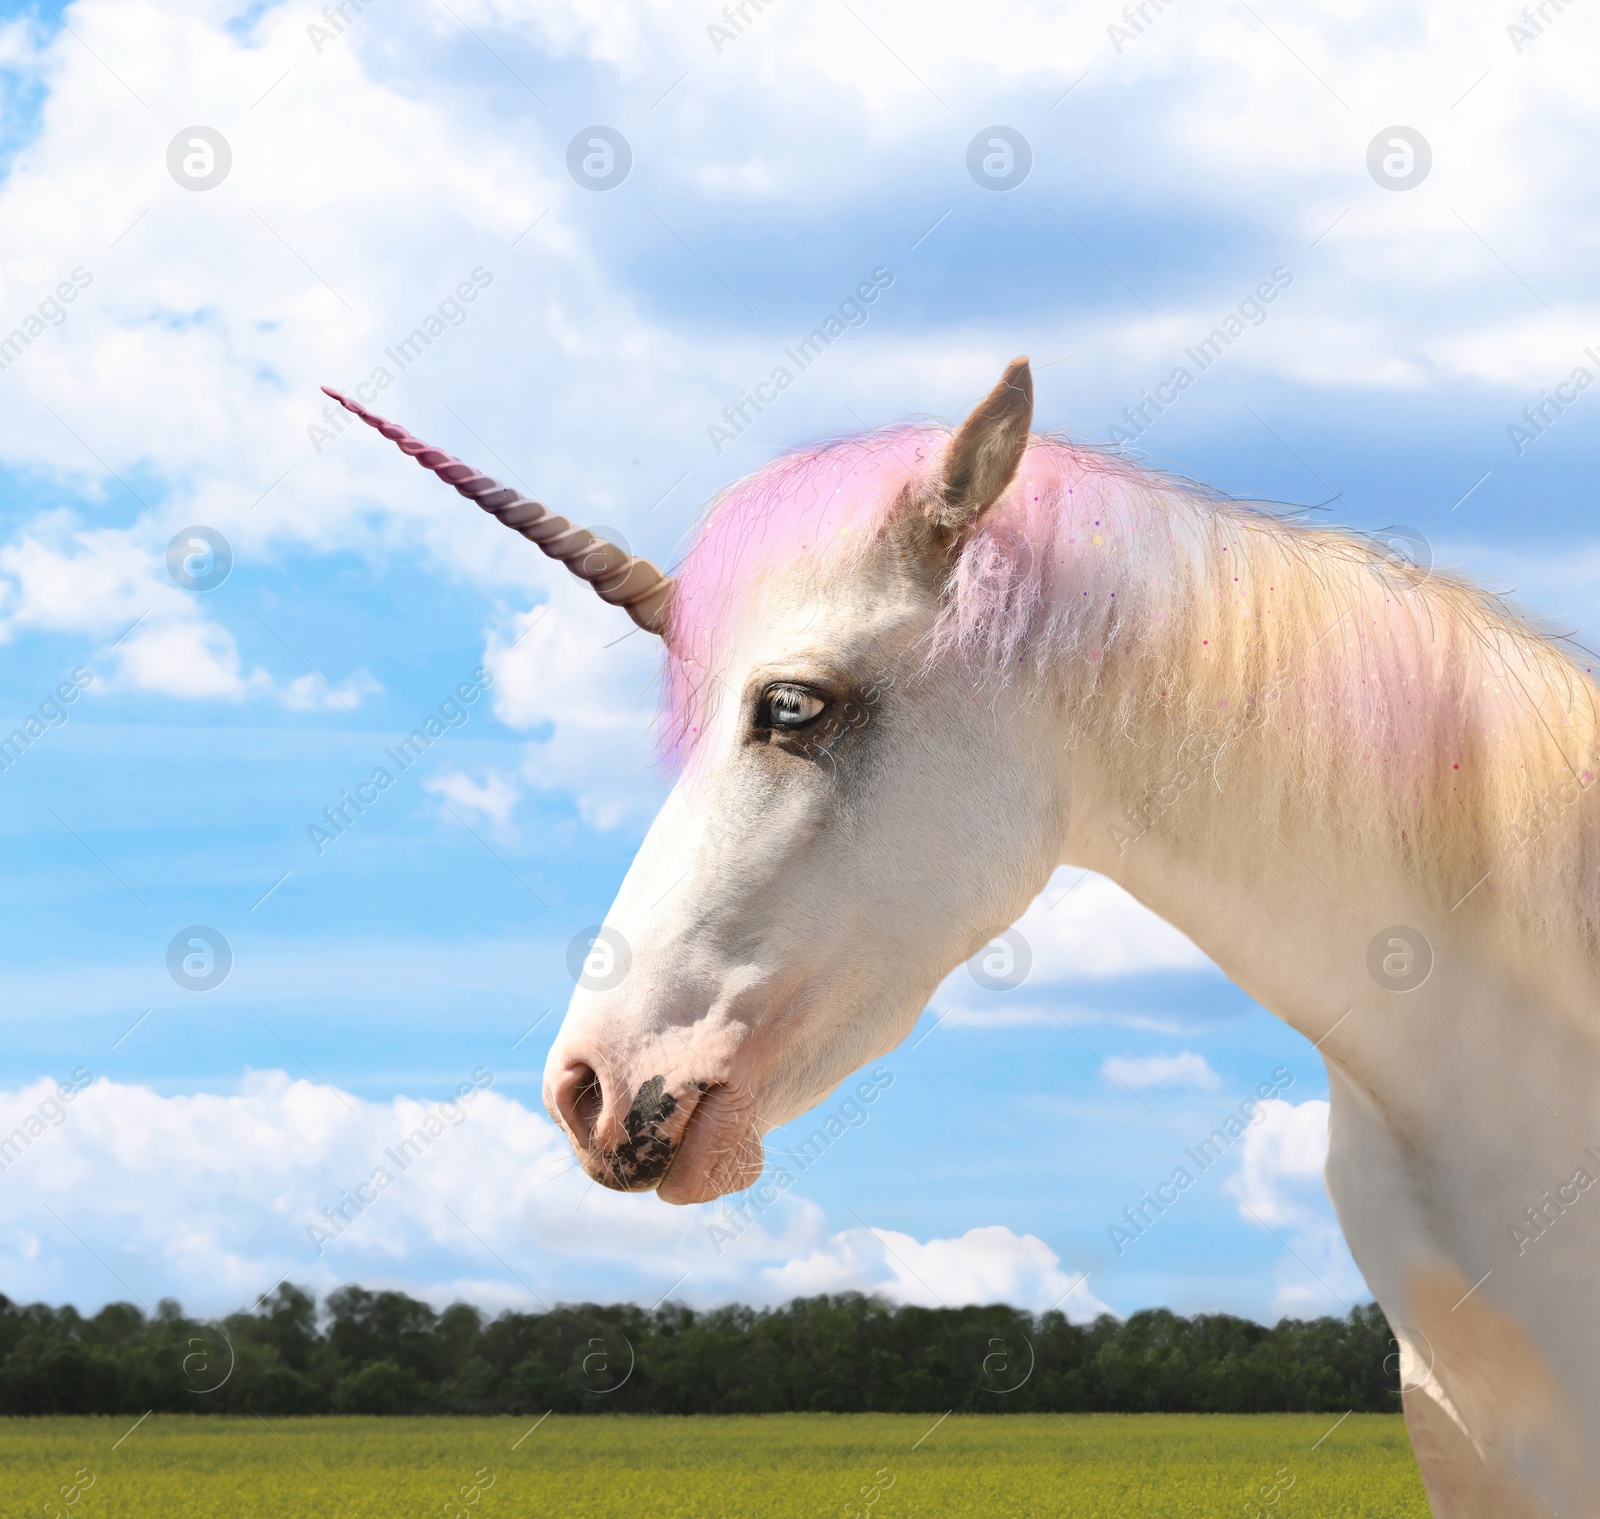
[1029,475,1600,983]
[1035,491,1600,1478]
[1043,484,1600,1050]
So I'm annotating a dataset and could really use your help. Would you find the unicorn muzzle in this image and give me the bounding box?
[547,1057,762,1202]
[548,1061,690,1191]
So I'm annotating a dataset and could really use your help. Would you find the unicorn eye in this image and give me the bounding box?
[762,684,826,729]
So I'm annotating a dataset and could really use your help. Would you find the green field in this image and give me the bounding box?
[0,1413,1428,1518]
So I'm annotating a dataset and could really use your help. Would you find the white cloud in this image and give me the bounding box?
[0,524,174,638]
[933,870,1213,1018]
[283,669,383,711]
[417,0,1600,405]
[0,523,269,700]
[425,768,521,832]
[1224,1098,1331,1227]
[766,1224,1111,1319]
[112,615,268,700]
[1222,1098,1369,1318]
[1103,1051,1220,1091]
[0,1071,1116,1321]
[1018,870,1212,979]
[0,523,388,705]
[0,1071,711,1314]
[484,579,670,829]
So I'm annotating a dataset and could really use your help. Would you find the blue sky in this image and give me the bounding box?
[0,0,1596,1324]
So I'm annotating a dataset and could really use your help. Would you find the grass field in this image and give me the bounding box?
[0,1413,1428,1518]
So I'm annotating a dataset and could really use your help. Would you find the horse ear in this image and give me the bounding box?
[928,356,1033,534]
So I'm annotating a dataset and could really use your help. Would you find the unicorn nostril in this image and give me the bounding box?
[555,1062,606,1149]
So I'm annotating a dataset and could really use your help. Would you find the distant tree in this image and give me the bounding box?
[0,1286,1403,1416]
[334,1358,430,1414]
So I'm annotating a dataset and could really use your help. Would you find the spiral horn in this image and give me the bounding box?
[322,386,674,636]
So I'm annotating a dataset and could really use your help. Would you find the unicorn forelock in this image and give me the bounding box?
[660,429,1194,759]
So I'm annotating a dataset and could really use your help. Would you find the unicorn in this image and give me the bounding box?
[327,361,1600,1512]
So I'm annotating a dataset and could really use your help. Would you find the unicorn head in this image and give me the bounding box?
[559,358,1074,1201]
[333,360,1080,1200]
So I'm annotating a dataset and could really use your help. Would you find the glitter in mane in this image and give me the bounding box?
[664,428,1600,950]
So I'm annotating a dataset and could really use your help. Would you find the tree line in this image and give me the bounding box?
[0,1286,1402,1416]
